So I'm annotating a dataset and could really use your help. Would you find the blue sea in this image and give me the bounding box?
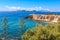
[0,11,59,40]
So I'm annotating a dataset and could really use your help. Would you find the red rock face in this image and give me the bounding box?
[58,17,60,21]
[49,16,55,21]
[46,16,50,19]
[40,16,43,19]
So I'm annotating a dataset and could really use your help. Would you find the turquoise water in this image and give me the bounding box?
[0,16,46,39]
[0,11,47,40]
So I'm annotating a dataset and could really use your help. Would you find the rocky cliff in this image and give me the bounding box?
[28,14,60,23]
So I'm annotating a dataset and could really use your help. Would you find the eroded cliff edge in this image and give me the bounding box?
[25,14,60,23]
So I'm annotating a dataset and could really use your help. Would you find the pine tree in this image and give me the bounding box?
[18,18,24,40]
[2,17,8,40]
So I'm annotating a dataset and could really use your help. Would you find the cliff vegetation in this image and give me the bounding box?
[22,22,60,40]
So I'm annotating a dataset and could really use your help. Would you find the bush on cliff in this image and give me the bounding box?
[22,22,60,40]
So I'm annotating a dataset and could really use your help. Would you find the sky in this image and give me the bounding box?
[0,0,60,12]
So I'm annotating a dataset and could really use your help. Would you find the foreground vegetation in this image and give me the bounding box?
[22,22,60,40]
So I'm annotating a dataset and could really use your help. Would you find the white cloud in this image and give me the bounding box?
[0,6,50,11]
[5,6,21,11]
[24,7,43,11]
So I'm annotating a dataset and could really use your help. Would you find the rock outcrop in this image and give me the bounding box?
[29,14,60,23]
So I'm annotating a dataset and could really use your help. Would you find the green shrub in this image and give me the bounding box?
[22,23,60,40]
